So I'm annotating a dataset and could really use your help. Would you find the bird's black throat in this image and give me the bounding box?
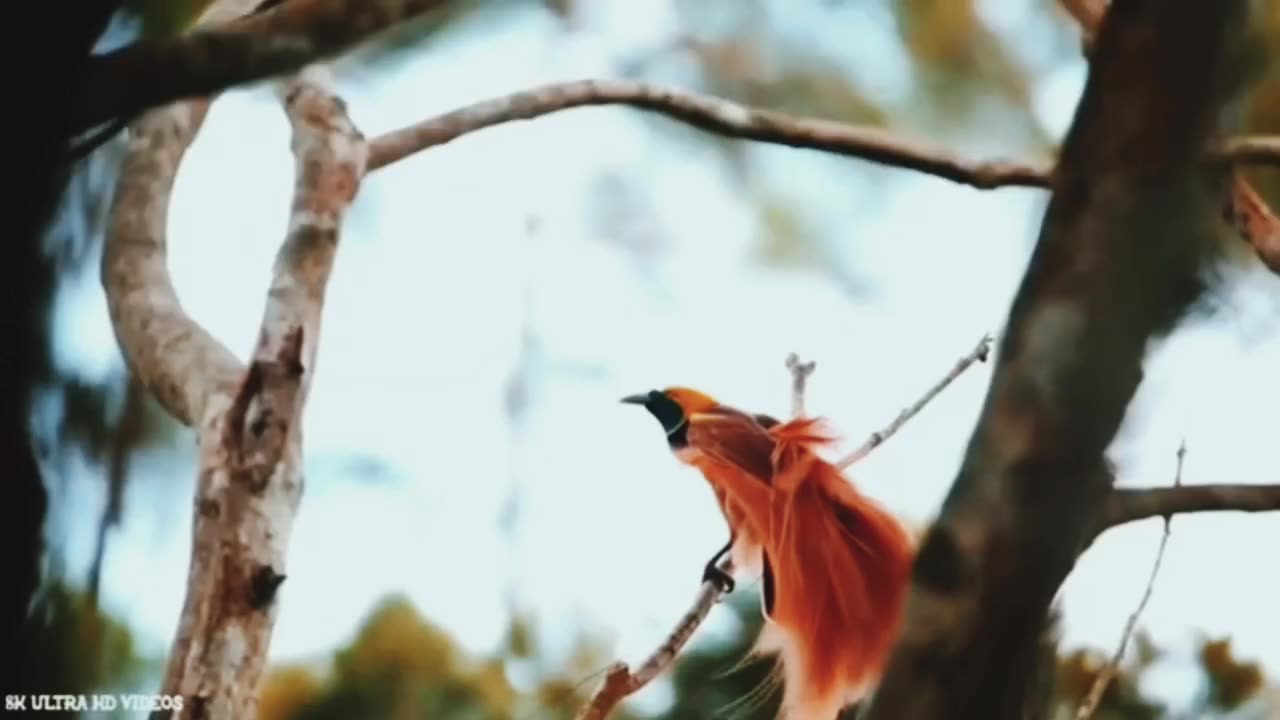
[640,391,689,449]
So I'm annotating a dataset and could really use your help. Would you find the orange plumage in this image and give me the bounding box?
[622,388,915,719]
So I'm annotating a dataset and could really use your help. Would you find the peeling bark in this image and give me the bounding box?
[102,7,367,708]
[153,69,365,718]
[864,2,1251,718]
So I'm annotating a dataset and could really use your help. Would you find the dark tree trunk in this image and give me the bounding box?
[3,0,126,692]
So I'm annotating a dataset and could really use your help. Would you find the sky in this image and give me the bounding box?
[41,0,1280,716]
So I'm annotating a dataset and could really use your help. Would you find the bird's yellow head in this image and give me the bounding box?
[620,386,720,442]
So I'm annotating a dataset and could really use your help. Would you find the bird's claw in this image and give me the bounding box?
[703,564,735,594]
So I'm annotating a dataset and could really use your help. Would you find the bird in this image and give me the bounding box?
[622,386,915,719]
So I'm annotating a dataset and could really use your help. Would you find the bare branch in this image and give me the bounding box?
[836,333,992,469]
[152,64,368,717]
[100,11,252,428]
[70,0,450,133]
[365,79,1053,186]
[1101,483,1280,531]
[785,353,816,418]
[574,579,725,720]
[1077,442,1184,720]
[865,1,1249,716]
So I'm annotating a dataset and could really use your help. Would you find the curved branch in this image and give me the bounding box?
[365,79,1054,187]
[101,98,243,427]
[1101,483,1280,531]
[836,333,992,469]
[70,0,450,133]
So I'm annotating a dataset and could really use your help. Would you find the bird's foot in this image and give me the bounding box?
[703,563,735,594]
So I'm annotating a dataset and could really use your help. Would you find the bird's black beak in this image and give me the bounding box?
[620,393,651,406]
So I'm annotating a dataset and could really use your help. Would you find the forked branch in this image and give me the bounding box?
[1076,442,1185,720]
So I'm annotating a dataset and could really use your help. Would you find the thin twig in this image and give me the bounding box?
[785,353,817,418]
[836,333,992,469]
[1076,441,1185,720]
[576,355,816,719]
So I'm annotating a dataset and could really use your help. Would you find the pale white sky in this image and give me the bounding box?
[46,0,1280,716]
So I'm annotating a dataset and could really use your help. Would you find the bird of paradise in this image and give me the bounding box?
[622,387,915,719]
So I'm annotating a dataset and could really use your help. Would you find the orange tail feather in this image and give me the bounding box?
[754,418,915,719]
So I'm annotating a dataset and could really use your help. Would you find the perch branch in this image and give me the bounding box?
[144,61,368,717]
[865,1,1248,716]
[574,579,726,720]
[836,333,992,469]
[576,355,817,720]
[70,0,450,133]
[1076,442,1184,720]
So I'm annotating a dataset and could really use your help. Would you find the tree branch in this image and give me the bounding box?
[864,1,1250,717]
[152,63,367,718]
[836,333,992,469]
[1101,483,1280,531]
[364,79,1054,186]
[1077,442,1184,720]
[70,0,450,134]
[574,579,726,720]
[100,10,250,428]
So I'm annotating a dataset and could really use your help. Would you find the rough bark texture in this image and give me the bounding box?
[137,67,364,718]
[103,101,243,427]
[101,1,368,707]
[863,2,1249,718]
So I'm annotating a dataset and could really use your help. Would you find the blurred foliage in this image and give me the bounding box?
[257,596,640,720]
[256,592,1275,720]
[1200,638,1266,712]
[1240,3,1280,216]
[254,589,1274,717]
[15,581,147,710]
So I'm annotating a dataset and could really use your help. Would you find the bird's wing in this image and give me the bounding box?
[687,407,777,482]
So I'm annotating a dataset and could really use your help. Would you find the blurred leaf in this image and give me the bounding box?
[259,666,326,720]
[892,0,1049,148]
[1200,637,1265,711]
[16,582,144,698]
[261,596,517,720]
[123,0,211,37]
